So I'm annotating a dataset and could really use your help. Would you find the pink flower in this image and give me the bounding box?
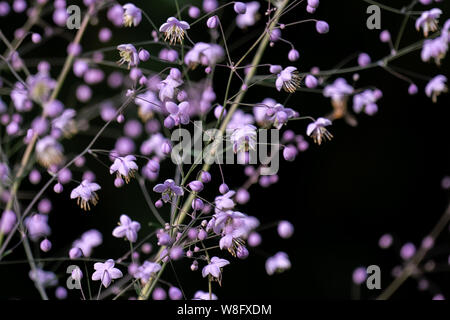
[415,8,442,37]
[275,67,301,93]
[306,117,333,145]
[112,214,141,242]
[122,3,141,27]
[70,180,101,211]
[117,44,139,69]
[159,17,190,44]
[202,256,230,284]
[109,155,138,183]
[91,259,123,288]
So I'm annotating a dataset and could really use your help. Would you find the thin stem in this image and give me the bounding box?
[378,204,450,300]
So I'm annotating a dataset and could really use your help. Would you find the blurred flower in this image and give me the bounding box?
[265,252,291,275]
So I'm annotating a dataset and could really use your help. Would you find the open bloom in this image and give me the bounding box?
[110,155,138,183]
[92,259,123,288]
[230,124,257,153]
[134,261,162,282]
[165,101,190,126]
[265,103,298,129]
[425,75,447,102]
[265,252,291,275]
[202,256,230,285]
[159,17,190,44]
[153,179,184,202]
[324,78,354,114]
[158,70,183,101]
[214,191,236,214]
[276,67,302,93]
[112,214,141,242]
[122,3,141,27]
[70,180,101,211]
[117,44,139,69]
[236,1,260,29]
[416,8,442,37]
[306,117,333,145]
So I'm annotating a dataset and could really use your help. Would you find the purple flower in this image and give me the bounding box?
[70,180,101,211]
[184,42,225,68]
[265,252,291,275]
[265,103,298,129]
[275,67,301,93]
[40,239,52,252]
[29,268,58,288]
[207,15,219,29]
[202,256,230,284]
[416,8,442,37]
[421,36,448,65]
[158,69,183,102]
[135,90,162,121]
[72,229,103,257]
[117,44,139,69]
[306,117,333,145]
[159,17,190,44]
[425,75,447,102]
[400,243,416,260]
[193,290,218,300]
[52,109,77,137]
[227,109,254,130]
[169,287,183,300]
[35,136,64,168]
[165,101,191,126]
[153,179,184,202]
[110,155,138,183]
[352,89,383,115]
[214,191,236,213]
[135,261,162,282]
[324,78,354,101]
[123,3,141,27]
[236,1,260,29]
[0,210,16,234]
[92,259,123,288]
[230,124,257,153]
[234,2,247,14]
[277,221,294,239]
[25,214,51,241]
[112,214,141,242]
[353,267,367,284]
[315,21,329,34]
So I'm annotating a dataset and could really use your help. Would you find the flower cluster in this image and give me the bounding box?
[0,0,448,301]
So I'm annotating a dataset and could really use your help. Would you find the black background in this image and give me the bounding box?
[0,0,449,300]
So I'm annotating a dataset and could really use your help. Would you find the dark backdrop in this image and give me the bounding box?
[0,0,449,299]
